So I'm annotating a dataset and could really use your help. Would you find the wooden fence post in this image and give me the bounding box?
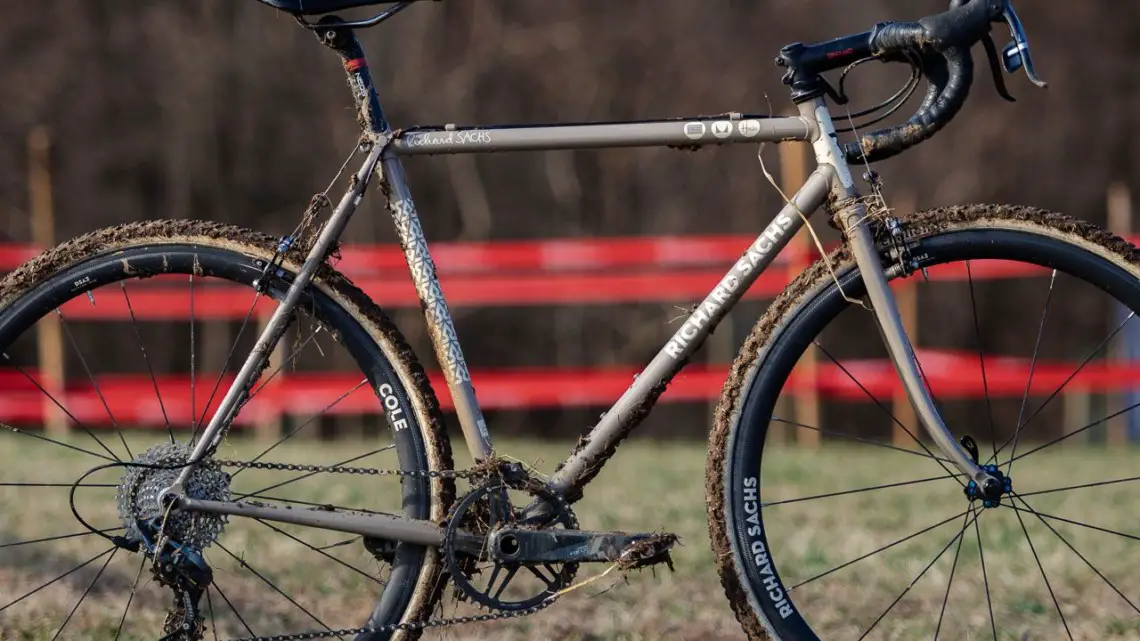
[779,133,820,447]
[28,127,67,437]
[1107,183,1135,446]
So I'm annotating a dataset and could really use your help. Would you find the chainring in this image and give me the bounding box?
[444,470,578,611]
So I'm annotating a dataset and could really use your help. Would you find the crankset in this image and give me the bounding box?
[444,462,679,612]
[487,527,679,568]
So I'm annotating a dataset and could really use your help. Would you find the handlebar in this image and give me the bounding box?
[849,0,999,163]
[778,0,1043,164]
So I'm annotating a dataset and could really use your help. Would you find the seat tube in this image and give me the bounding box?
[380,153,494,461]
[316,18,389,136]
[319,18,494,461]
[799,98,995,490]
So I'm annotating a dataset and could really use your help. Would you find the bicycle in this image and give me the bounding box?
[2,0,1136,639]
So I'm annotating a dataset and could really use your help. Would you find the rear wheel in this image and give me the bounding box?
[0,220,452,640]
[708,206,1140,640]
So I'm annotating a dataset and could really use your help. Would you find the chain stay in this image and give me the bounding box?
[208,458,556,641]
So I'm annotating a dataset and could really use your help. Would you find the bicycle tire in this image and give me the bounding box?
[0,219,453,640]
[707,205,1140,640]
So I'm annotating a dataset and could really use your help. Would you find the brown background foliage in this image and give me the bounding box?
[2,1,1137,439]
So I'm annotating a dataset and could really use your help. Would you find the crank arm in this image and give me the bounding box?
[487,527,678,566]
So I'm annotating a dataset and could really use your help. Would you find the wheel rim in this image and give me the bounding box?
[0,243,431,639]
[728,227,1140,640]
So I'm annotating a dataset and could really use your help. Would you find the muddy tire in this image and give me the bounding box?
[706,205,1140,640]
[0,220,453,640]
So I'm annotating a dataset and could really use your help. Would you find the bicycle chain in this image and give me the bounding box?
[208,458,559,641]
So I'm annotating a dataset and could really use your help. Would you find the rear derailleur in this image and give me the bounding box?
[443,462,679,612]
[133,518,214,641]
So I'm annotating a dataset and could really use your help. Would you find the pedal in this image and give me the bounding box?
[487,527,679,569]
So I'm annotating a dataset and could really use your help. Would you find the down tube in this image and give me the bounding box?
[548,167,833,502]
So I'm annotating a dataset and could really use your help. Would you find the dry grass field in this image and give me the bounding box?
[2,433,1139,640]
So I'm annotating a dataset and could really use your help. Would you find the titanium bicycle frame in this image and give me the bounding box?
[167,22,998,545]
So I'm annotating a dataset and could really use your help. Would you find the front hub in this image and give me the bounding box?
[964,463,1012,508]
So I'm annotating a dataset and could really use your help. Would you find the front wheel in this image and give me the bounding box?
[708,205,1140,640]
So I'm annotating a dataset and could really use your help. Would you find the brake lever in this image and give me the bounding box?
[1000,0,1047,87]
[981,35,1016,102]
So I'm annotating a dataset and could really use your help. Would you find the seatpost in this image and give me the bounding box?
[315,16,389,137]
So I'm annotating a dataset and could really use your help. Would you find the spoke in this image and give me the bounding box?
[205,586,219,641]
[973,508,998,641]
[857,510,979,641]
[792,509,968,590]
[990,310,1134,465]
[0,421,117,463]
[215,541,334,633]
[2,359,119,461]
[1005,503,1140,543]
[814,342,964,486]
[51,547,118,640]
[230,379,370,481]
[234,445,395,500]
[933,511,970,640]
[1011,497,1073,640]
[194,291,262,438]
[772,417,953,464]
[316,537,360,551]
[1007,398,1140,465]
[240,493,393,515]
[254,519,384,586]
[763,473,961,508]
[1006,269,1056,476]
[1014,493,1140,614]
[966,262,999,459]
[190,273,197,434]
[0,546,115,613]
[1021,474,1140,498]
[122,282,174,443]
[211,582,256,638]
[114,554,149,641]
[59,310,132,459]
[912,347,949,443]
[0,527,124,550]
[246,328,322,403]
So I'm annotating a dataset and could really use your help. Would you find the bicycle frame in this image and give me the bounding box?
[168,20,996,543]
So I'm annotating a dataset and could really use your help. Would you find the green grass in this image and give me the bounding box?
[2,433,1140,640]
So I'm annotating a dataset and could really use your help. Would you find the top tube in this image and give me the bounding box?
[390,116,812,155]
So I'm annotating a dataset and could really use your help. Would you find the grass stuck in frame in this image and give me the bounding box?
[1,433,1139,640]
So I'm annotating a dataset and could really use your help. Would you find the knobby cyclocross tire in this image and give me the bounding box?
[706,205,1140,641]
[0,220,453,641]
